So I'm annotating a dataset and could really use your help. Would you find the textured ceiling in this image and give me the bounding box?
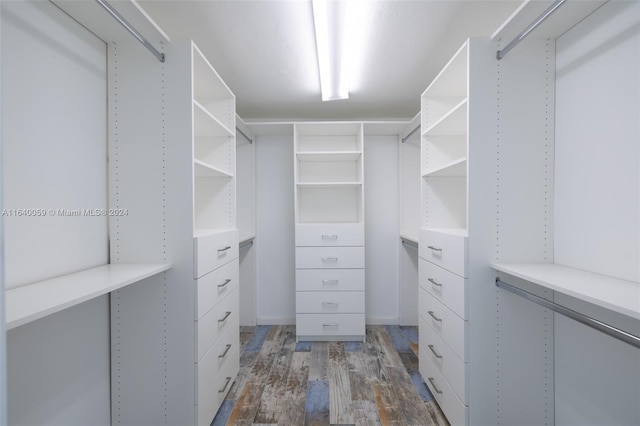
[138,0,520,121]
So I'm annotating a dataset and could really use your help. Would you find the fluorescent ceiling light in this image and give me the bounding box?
[312,0,352,101]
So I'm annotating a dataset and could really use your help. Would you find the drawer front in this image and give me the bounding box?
[419,287,467,360]
[295,247,364,269]
[296,269,365,292]
[420,316,467,404]
[295,223,365,247]
[196,259,239,319]
[419,229,467,277]
[420,345,468,426]
[420,258,467,319]
[194,229,239,278]
[196,287,239,361]
[296,291,364,314]
[196,345,239,426]
[196,317,239,399]
[296,313,365,338]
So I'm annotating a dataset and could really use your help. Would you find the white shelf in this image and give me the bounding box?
[194,100,234,137]
[423,227,468,238]
[492,263,640,321]
[194,159,233,178]
[297,182,362,188]
[296,152,361,162]
[423,157,467,177]
[423,99,467,136]
[6,263,171,330]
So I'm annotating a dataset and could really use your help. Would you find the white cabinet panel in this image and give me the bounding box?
[194,229,239,278]
[196,259,239,320]
[296,291,364,314]
[196,287,239,361]
[419,287,467,360]
[295,269,365,292]
[295,247,365,269]
[419,229,467,278]
[296,313,365,338]
[295,223,365,246]
[420,315,467,404]
[420,259,467,319]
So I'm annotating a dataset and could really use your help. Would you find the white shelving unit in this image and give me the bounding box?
[294,122,366,341]
[418,38,497,426]
[107,39,238,426]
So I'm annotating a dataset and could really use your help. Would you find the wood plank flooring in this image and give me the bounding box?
[212,325,449,426]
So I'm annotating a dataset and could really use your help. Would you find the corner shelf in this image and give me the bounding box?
[194,159,233,178]
[423,99,468,136]
[194,101,234,137]
[492,262,640,321]
[6,263,171,330]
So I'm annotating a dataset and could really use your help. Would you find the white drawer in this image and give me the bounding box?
[194,229,239,278]
[295,247,364,269]
[296,291,364,314]
[420,315,467,404]
[196,259,239,319]
[296,313,365,339]
[420,344,468,426]
[196,344,239,426]
[196,287,239,361]
[196,317,239,400]
[419,287,467,361]
[419,229,467,277]
[295,223,365,246]
[420,258,467,319]
[296,269,365,292]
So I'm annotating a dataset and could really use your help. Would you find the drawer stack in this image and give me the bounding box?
[193,229,240,426]
[295,223,365,341]
[418,229,468,426]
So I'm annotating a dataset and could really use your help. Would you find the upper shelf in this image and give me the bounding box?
[423,99,467,136]
[492,262,640,321]
[6,263,171,330]
[194,101,234,137]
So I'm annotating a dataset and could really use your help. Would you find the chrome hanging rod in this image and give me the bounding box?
[95,0,165,63]
[236,127,254,144]
[496,0,567,60]
[401,125,420,143]
[239,239,254,250]
[496,277,640,349]
[401,239,418,250]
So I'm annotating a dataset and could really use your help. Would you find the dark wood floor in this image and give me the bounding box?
[212,325,449,426]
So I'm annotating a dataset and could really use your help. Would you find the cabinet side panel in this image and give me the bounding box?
[109,41,196,425]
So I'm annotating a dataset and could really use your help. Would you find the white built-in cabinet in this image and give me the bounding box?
[418,38,495,426]
[294,123,366,341]
[108,39,238,425]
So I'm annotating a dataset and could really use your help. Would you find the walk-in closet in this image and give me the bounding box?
[1,0,638,425]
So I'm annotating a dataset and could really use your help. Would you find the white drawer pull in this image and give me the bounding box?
[427,310,442,322]
[427,245,442,252]
[218,278,232,288]
[218,311,232,323]
[428,278,443,287]
[322,302,339,308]
[427,344,443,359]
[428,377,443,394]
[322,323,339,328]
[321,234,338,240]
[322,279,339,285]
[217,246,231,253]
[218,344,232,358]
[322,257,338,262]
[218,376,232,393]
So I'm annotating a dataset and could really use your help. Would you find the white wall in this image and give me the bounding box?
[255,135,296,324]
[364,135,400,323]
[1,1,110,424]
[554,2,640,425]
